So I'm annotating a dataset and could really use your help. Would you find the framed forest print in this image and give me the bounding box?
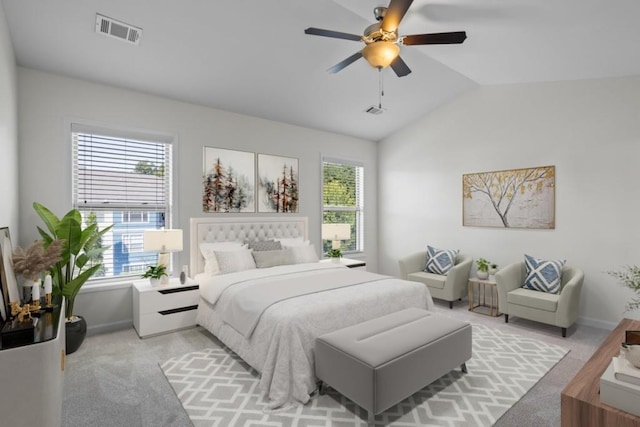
[463,165,555,229]
[202,147,255,213]
[257,154,299,213]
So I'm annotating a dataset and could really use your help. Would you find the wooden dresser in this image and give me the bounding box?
[561,318,640,427]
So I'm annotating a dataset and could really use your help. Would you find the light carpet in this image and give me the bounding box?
[160,324,568,426]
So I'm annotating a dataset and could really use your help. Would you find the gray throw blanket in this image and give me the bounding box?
[222,269,388,338]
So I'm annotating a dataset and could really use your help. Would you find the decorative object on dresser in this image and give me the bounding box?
[202,146,255,213]
[562,318,640,426]
[607,265,640,312]
[32,202,113,354]
[143,229,183,285]
[257,153,299,213]
[141,264,168,287]
[132,278,199,338]
[398,248,472,309]
[463,165,555,229]
[495,256,583,337]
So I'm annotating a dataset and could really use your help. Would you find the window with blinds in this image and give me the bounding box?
[72,125,173,281]
[322,159,364,254]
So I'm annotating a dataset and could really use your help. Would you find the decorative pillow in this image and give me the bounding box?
[247,239,282,252]
[275,237,310,248]
[252,249,294,268]
[424,245,459,275]
[199,242,246,275]
[523,254,566,294]
[289,244,319,264]
[214,249,256,274]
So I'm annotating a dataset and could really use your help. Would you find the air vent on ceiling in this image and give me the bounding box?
[95,14,142,45]
[364,105,385,115]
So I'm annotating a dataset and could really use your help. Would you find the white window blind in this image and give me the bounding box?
[322,159,364,253]
[71,125,173,280]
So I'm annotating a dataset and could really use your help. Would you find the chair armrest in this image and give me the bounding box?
[445,256,473,294]
[495,262,526,312]
[398,252,427,279]
[556,267,585,327]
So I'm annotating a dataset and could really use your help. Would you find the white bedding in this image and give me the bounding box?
[195,263,435,409]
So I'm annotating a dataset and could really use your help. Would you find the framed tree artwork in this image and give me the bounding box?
[257,154,299,213]
[202,147,255,213]
[463,165,555,229]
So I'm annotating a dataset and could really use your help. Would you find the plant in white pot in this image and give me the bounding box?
[33,202,113,354]
[327,248,342,262]
[476,258,490,280]
[142,264,168,286]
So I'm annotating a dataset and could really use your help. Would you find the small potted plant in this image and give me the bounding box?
[476,258,490,280]
[489,263,499,276]
[142,264,168,286]
[608,265,640,312]
[327,248,342,263]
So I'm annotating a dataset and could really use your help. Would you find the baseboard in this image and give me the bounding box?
[87,319,132,336]
[577,315,617,331]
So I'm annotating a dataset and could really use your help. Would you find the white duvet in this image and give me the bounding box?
[195,263,434,409]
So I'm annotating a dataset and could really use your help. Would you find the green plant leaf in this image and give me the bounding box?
[33,202,61,236]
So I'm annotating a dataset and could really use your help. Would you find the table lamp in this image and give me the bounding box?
[143,229,183,284]
[321,224,351,250]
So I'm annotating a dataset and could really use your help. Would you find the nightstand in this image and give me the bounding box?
[132,278,199,338]
[320,257,366,270]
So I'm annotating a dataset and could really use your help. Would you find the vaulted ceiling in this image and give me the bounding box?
[2,0,639,141]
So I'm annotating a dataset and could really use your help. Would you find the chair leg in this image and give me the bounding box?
[318,381,325,395]
[562,327,567,338]
[460,363,467,373]
[367,411,375,426]
[448,301,453,309]
[505,314,509,323]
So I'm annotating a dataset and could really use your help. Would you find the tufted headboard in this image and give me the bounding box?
[189,216,309,276]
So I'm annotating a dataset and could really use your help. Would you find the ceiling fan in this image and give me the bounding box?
[304,0,467,77]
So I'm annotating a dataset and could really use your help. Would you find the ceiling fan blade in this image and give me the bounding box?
[390,55,411,77]
[304,27,362,42]
[401,31,467,45]
[327,52,363,74]
[381,0,414,33]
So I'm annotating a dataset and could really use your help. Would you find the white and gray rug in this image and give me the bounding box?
[160,324,568,426]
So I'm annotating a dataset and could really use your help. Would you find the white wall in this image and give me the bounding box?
[17,67,378,332]
[378,76,640,328]
[0,4,18,234]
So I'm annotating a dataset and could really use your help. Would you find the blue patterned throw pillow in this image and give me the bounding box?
[523,254,566,294]
[424,245,459,275]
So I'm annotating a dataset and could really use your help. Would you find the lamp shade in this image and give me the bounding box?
[362,41,400,69]
[321,224,351,241]
[143,229,183,253]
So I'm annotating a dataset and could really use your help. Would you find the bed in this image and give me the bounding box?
[190,217,435,409]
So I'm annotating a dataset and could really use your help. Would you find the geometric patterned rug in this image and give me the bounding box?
[160,324,568,427]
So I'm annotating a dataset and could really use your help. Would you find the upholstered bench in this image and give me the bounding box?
[315,308,472,424]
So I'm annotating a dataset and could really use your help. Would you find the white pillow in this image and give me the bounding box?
[275,237,310,248]
[215,249,256,274]
[290,244,319,264]
[199,242,246,275]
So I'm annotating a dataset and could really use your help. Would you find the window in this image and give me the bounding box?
[72,124,173,281]
[322,159,364,254]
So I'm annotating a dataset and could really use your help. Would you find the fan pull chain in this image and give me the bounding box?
[378,67,384,109]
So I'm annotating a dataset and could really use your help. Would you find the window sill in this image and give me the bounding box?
[79,280,135,293]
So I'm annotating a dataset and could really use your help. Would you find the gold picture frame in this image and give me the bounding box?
[463,165,555,229]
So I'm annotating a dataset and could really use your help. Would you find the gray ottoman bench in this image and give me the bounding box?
[315,307,472,424]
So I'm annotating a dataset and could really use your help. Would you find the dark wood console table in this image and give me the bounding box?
[561,318,640,427]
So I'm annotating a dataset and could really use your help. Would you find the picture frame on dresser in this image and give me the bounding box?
[0,227,21,322]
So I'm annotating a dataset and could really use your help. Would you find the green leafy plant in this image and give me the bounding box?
[608,265,640,312]
[142,264,167,280]
[476,258,490,272]
[33,202,113,320]
[327,248,342,258]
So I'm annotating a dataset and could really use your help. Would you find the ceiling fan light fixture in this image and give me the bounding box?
[362,41,400,69]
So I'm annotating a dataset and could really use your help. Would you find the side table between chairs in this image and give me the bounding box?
[468,276,501,317]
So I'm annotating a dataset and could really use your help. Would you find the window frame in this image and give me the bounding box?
[321,156,364,255]
[69,121,177,284]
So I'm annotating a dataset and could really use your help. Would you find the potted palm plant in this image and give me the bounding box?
[33,202,112,354]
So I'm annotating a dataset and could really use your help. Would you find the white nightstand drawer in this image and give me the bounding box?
[138,284,199,314]
[135,308,198,338]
